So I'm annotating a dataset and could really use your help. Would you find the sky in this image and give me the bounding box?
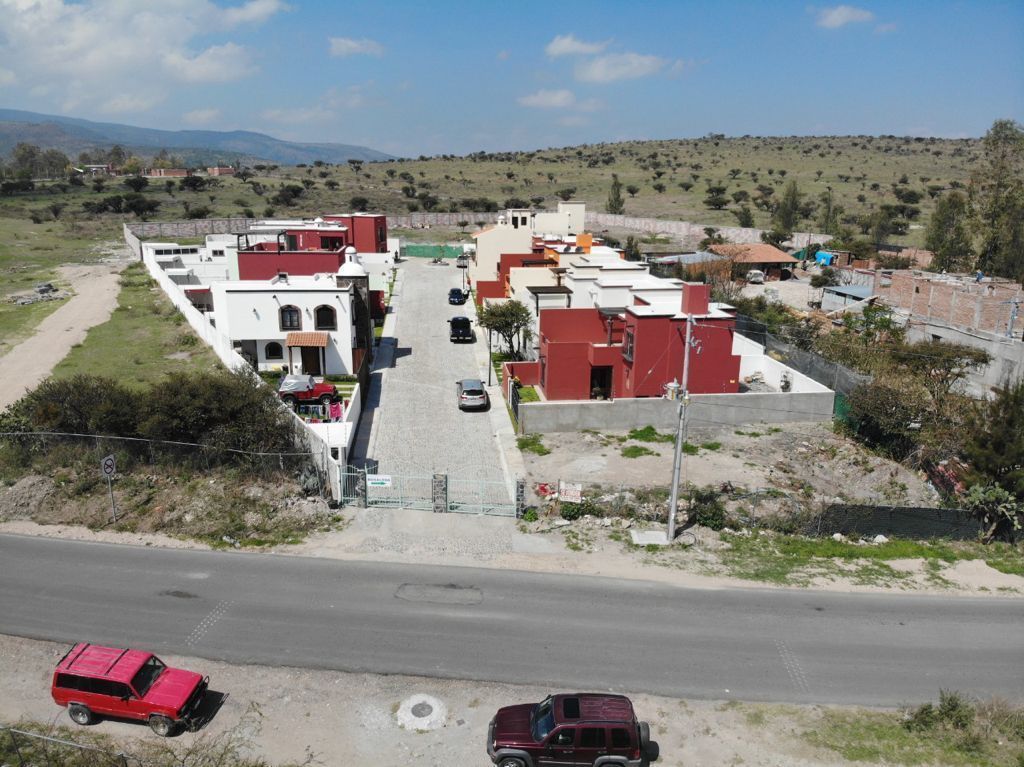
[0,0,1021,157]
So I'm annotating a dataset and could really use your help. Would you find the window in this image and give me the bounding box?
[580,728,605,748]
[623,329,635,361]
[322,237,343,250]
[611,728,631,748]
[562,698,580,719]
[279,305,301,331]
[55,673,81,690]
[131,657,166,697]
[315,305,337,330]
[552,728,575,746]
[265,342,283,360]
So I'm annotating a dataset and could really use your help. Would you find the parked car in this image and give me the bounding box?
[278,374,337,408]
[487,693,652,767]
[457,378,489,411]
[448,287,468,305]
[52,643,209,736]
[449,316,473,342]
[456,255,470,268]
[745,269,765,284]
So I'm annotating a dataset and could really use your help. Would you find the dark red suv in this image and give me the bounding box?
[51,643,208,736]
[487,693,652,767]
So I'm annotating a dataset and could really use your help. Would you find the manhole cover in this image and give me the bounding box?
[396,694,447,730]
[411,702,433,717]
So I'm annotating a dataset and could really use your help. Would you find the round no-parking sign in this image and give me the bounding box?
[100,454,116,478]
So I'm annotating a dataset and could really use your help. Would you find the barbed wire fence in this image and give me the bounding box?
[0,725,144,767]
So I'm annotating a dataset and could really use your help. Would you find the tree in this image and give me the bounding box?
[963,377,1024,500]
[555,187,576,201]
[477,300,534,359]
[350,196,369,212]
[972,119,1024,281]
[324,179,339,190]
[624,236,641,262]
[817,187,839,235]
[703,184,727,209]
[626,184,639,198]
[810,267,841,288]
[925,192,974,272]
[760,227,789,248]
[122,175,148,193]
[773,180,801,232]
[606,173,625,214]
[179,175,207,192]
[731,206,754,227]
[11,143,40,176]
[963,484,1021,543]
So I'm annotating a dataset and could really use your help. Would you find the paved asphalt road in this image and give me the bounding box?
[1,535,1021,707]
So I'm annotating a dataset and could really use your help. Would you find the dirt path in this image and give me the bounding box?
[0,256,130,410]
[0,634,859,767]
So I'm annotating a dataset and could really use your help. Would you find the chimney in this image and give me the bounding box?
[681,282,709,316]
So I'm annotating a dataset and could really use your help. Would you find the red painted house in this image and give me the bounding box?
[513,283,740,401]
[236,214,388,280]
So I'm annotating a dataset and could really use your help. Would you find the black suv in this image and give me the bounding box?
[488,693,654,767]
[448,288,467,305]
[449,316,473,342]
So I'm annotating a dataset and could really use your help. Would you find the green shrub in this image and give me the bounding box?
[691,486,727,530]
[560,502,583,521]
[517,434,550,455]
[938,689,975,730]
[905,702,939,732]
[522,508,538,522]
[622,445,657,458]
[627,425,674,443]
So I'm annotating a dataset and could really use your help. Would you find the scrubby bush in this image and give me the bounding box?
[690,485,727,530]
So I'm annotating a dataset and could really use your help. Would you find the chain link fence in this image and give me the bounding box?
[0,726,143,767]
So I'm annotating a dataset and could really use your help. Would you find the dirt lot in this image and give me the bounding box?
[521,421,938,509]
[0,634,916,767]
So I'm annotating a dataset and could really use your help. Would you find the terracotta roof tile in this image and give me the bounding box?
[285,331,329,347]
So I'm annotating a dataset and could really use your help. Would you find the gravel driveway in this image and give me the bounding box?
[362,258,509,487]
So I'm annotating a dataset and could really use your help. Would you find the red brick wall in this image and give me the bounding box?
[882,271,1022,333]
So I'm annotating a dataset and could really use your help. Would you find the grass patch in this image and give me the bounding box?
[0,295,69,355]
[718,533,1024,587]
[517,385,540,402]
[622,445,659,458]
[806,693,1024,766]
[517,433,551,456]
[51,263,221,387]
[627,425,674,443]
[700,441,722,451]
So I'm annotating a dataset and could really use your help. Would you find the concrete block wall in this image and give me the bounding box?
[517,391,835,434]
[881,270,1022,336]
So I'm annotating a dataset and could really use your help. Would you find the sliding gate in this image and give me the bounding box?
[340,469,521,517]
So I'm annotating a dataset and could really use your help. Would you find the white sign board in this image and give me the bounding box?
[558,481,582,503]
[366,474,393,488]
[100,454,117,478]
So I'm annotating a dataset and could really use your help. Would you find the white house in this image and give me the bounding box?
[209,268,363,376]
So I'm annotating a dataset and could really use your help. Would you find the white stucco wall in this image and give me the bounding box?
[469,224,532,284]
[210,279,355,375]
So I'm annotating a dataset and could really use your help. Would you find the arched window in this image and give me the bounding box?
[314,305,337,330]
[279,305,301,331]
[265,342,283,360]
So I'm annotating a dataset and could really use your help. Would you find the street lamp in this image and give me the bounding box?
[487,329,493,386]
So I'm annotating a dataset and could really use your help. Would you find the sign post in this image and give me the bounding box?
[100,454,118,522]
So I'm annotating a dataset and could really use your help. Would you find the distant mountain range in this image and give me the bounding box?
[0,108,395,166]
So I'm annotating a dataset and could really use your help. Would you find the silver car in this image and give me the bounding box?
[456,378,489,411]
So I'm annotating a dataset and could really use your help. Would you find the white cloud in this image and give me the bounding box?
[0,0,285,115]
[517,89,603,111]
[100,93,163,114]
[545,34,609,57]
[261,85,376,125]
[223,0,290,26]
[815,5,875,28]
[558,115,589,127]
[0,68,15,86]
[329,37,384,57]
[164,43,254,83]
[575,53,667,83]
[518,89,576,108]
[874,22,898,33]
[183,108,222,125]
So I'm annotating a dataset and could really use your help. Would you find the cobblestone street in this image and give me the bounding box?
[357,258,511,489]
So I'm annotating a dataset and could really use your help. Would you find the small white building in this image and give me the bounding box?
[210,266,365,377]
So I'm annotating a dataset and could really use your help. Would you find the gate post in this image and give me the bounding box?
[515,478,526,518]
[360,469,369,508]
[432,474,448,513]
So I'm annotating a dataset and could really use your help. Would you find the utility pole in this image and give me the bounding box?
[666,315,697,542]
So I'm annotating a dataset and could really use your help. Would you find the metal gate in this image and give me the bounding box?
[509,383,521,425]
[340,469,519,517]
